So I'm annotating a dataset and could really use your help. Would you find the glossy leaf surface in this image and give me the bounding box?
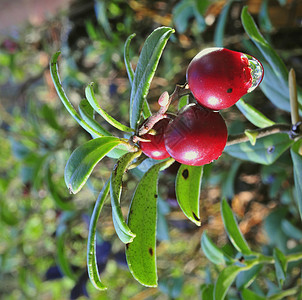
[79,99,112,137]
[65,137,122,194]
[221,199,252,254]
[225,133,294,165]
[87,181,110,291]
[214,265,243,300]
[110,151,142,243]
[273,248,287,287]
[126,159,174,287]
[290,139,302,221]
[176,164,203,226]
[201,231,233,265]
[50,52,105,137]
[241,289,266,300]
[236,264,263,290]
[236,99,275,128]
[129,27,174,129]
[124,32,152,120]
[85,83,134,133]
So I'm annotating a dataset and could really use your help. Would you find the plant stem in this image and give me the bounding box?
[226,124,292,146]
[137,83,190,136]
[289,68,299,125]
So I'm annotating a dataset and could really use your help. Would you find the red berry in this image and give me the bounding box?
[139,118,171,160]
[186,48,263,110]
[164,104,227,166]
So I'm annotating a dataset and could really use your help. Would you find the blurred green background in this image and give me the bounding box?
[0,0,302,299]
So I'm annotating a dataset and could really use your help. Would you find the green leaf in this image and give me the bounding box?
[65,137,122,194]
[124,33,153,120]
[241,7,288,86]
[110,151,142,244]
[201,284,214,300]
[176,164,203,226]
[221,198,252,254]
[173,0,195,33]
[281,219,302,240]
[290,139,302,221]
[79,99,112,137]
[85,83,134,133]
[129,27,174,129]
[241,288,266,300]
[225,133,294,165]
[124,33,136,85]
[260,63,291,112]
[201,231,233,265]
[178,95,189,110]
[214,0,233,47]
[236,99,275,128]
[87,181,110,291]
[273,248,287,287]
[50,52,106,137]
[126,159,174,287]
[214,265,243,300]
[236,264,263,290]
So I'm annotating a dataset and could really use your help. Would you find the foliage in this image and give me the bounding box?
[1,0,302,299]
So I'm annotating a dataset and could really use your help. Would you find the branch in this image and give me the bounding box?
[226,124,292,146]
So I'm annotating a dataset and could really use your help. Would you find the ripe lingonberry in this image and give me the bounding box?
[186,48,263,110]
[164,104,227,166]
[139,118,171,160]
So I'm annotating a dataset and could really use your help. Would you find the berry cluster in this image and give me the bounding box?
[139,48,264,166]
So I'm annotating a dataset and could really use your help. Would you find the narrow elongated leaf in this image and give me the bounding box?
[50,52,105,137]
[65,137,122,194]
[176,164,203,226]
[126,159,174,287]
[290,140,302,221]
[201,284,214,300]
[221,198,252,254]
[241,7,288,86]
[281,219,302,240]
[214,0,233,47]
[236,264,263,290]
[201,231,233,265]
[110,151,142,244]
[214,265,243,300]
[124,33,152,119]
[273,248,287,287]
[124,33,136,85]
[241,289,266,300]
[225,133,294,165]
[85,84,134,133]
[79,99,112,137]
[87,181,110,291]
[236,99,275,128]
[130,27,174,129]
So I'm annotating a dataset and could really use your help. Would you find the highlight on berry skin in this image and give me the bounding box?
[186,47,264,110]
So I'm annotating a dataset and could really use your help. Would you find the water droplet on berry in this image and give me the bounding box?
[245,54,264,93]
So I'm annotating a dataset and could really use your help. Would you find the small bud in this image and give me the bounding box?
[158,91,169,107]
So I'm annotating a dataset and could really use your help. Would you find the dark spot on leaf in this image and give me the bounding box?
[227,88,233,93]
[239,256,245,262]
[192,212,200,222]
[267,146,275,154]
[126,243,129,249]
[149,248,153,256]
[154,194,158,198]
[182,169,189,179]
